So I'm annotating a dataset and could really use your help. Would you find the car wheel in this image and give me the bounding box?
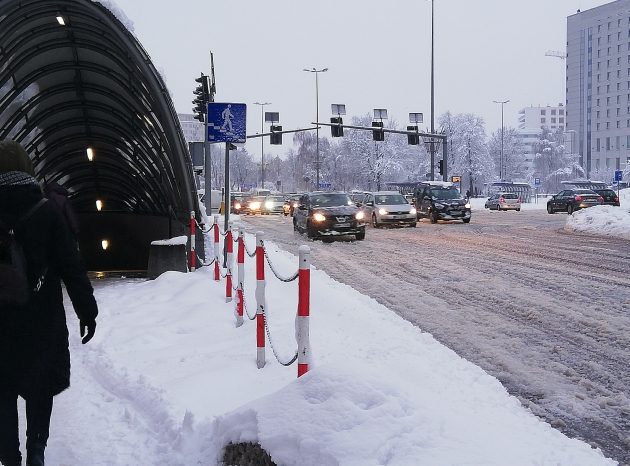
[430,210,438,224]
[371,213,379,228]
[355,230,366,241]
[462,218,471,224]
[547,204,554,214]
[306,221,317,239]
[516,208,521,212]
[567,204,574,215]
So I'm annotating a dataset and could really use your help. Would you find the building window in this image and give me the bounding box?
[559,109,565,115]
[560,117,565,123]
[606,137,611,150]
[606,158,611,168]
[598,37,602,45]
[607,109,611,117]
[597,98,600,106]
[541,118,546,123]
[551,109,556,115]
[618,83,622,90]
[617,120,621,128]
[619,45,622,53]
[607,84,610,92]
[617,157,621,169]
[597,110,601,118]
[618,108,621,116]
[607,97,611,104]
[617,136,621,149]
[597,122,601,130]
[541,109,546,115]
[627,135,630,146]
[607,122,611,129]
[598,25,601,33]
[551,118,556,123]
[618,95,621,104]
[596,138,601,151]
[596,159,600,170]
[618,70,622,78]
[559,126,564,131]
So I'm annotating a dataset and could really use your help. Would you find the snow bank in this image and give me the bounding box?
[564,204,630,240]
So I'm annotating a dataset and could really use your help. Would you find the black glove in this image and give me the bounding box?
[80,320,96,344]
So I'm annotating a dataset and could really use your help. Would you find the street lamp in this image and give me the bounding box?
[253,101,271,188]
[303,67,328,189]
[493,99,510,181]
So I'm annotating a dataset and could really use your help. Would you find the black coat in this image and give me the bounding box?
[0,183,98,397]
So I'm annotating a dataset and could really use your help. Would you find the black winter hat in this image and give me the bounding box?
[0,140,34,175]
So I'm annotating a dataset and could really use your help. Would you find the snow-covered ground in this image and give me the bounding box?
[33,230,617,465]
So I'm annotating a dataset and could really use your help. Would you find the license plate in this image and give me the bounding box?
[450,210,461,215]
[335,223,350,228]
[393,215,405,219]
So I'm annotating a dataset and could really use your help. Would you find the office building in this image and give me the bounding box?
[517,104,566,173]
[177,113,204,143]
[566,0,630,179]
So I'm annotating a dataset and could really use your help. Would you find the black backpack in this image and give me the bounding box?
[0,198,48,307]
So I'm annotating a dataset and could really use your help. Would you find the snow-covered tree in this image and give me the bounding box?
[487,127,527,181]
[439,112,492,195]
[533,128,584,193]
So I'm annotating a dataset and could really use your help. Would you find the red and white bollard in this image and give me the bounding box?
[189,211,196,272]
[296,245,311,377]
[235,226,245,327]
[213,215,220,281]
[225,223,233,303]
[255,231,265,368]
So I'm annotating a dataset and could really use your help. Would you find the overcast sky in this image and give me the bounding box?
[111,0,609,156]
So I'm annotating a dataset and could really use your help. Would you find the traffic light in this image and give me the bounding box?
[407,125,419,145]
[438,159,444,176]
[330,117,344,137]
[192,73,209,123]
[372,121,384,141]
[270,125,282,145]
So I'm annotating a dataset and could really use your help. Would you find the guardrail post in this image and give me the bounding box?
[189,211,196,272]
[213,215,220,281]
[235,226,245,327]
[296,245,311,377]
[225,222,233,302]
[255,231,265,368]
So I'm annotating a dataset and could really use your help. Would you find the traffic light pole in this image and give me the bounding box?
[204,114,212,215]
[223,142,230,268]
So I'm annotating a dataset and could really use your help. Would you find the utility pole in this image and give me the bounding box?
[253,101,271,188]
[303,67,328,189]
[430,0,435,181]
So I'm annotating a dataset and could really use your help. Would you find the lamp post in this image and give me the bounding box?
[430,0,435,181]
[303,67,328,189]
[493,99,510,181]
[253,101,271,188]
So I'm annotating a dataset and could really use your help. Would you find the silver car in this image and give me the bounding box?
[361,191,417,227]
[484,192,521,211]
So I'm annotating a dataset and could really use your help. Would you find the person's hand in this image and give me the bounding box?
[80,320,96,344]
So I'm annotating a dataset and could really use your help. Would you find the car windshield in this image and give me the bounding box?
[267,196,285,202]
[375,194,407,205]
[574,189,597,195]
[500,193,518,199]
[430,188,462,200]
[595,189,616,198]
[311,194,352,207]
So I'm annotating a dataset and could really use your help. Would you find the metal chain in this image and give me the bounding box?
[194,218,213,234]
[195,253,215,268]
[220,269,229,279]
[244,241,257,258]
[261,304,298,366]
[262,243,299,282]
[237,283,257,321]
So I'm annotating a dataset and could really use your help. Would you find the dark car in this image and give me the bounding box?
[283,194,302,216]
[546,189,604,214]
[293,192,366,241]
[593,188,620,206]
[231,193,246,214]
[413,182,471,224]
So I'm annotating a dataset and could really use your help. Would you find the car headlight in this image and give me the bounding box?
[313,213,326,222]
[355,211,365,220]
[465,203,471,209]
[434,203,444,209]
[293,202,298,208]
[410,207,417,215]
[265,201,273,208]
[378,208,387,215]
[234,202,241,209]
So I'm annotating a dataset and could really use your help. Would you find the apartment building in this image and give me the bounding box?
[177,113,204,143]
[517,104,566,173]
[566,0,630,178]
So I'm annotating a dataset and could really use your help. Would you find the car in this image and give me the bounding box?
[592,188,621,206]
[231,192,246,214]
[413,182,471,224]
[242,196,265,215]
[360,191,417,227]
[349,191,368,206]
[293,192,366,241]
[484,192,521,211]
[546,189,604,214]
[262,194,286,215]
[283,194,302,216]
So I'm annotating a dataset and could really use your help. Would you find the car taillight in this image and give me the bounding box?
[613,196,619,204]
[499,196,505,203]
[598,196,604,203]
[574,195,582,202]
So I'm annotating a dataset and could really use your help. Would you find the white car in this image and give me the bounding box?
[360,191,417,227]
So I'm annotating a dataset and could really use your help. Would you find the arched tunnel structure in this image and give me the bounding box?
[0,0,203,271]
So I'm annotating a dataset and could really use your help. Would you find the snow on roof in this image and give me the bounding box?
[91,0,134,31]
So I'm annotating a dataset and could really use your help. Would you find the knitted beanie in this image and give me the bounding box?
[0,140,34,175]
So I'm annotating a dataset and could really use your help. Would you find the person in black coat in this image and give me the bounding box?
[0,141,98,466]
[43,181,80,240]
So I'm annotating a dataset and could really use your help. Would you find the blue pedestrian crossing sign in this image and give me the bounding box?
[207,102,247,143]
[614,169,623,182]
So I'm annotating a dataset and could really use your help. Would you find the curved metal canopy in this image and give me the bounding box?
[0,0,198,220]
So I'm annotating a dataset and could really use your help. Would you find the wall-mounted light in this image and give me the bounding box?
[86,147,94,161]
[56,15,66,26]
[96,199,103,211]
[101,239,109,250]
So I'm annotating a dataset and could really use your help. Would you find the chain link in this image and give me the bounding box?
[244,241,257,258]
[195,253,215,268]
[261,304,298,366]
[239,284,257,321]
[262,242,299,282]
[194,218,213,234]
